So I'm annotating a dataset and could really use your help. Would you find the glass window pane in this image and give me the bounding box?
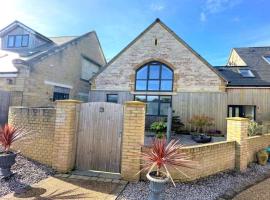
[244,106,255,120]
[135,95,146,102]
[136,80,147,90]
[160,80,173,91]
[228,107,233,117]
[235,107,240,117]
[147,95,159,102]
[107,94,118,103]
[149,65,160,79]
[160,96,172,103]
[15,35,22,47]
[160,103,171,115]
[148,80,159,90]
[8,36,14,47]
[161,66,173,79]
[136,66,148,79]
[147,102,159,115]
[22,35,29,47]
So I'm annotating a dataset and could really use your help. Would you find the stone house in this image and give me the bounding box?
[0,20,106,106]
[89,19,270,133]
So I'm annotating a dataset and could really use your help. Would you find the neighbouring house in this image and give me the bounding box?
[89,18,270,134]
[217,47,270,126]
[0,20,106,106]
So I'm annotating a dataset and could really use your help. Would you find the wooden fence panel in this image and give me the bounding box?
[0,90,10,125]
[76,102,123,173]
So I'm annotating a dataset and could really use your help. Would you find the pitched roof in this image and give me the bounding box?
[217,47,270,86]
[91,18,227,83]
[0,20,52,43]
[49,36,77,45]
[0,22,106,73]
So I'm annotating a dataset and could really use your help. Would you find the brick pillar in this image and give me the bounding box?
[121,101,145,182]
[227,117,249,172]
[52,100,81,173]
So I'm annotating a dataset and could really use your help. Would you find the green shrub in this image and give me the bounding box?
[248,121,263,136]
[150,121,167,138]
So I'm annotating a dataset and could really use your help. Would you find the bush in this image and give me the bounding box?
[248,121,263,136]
[171,116,184,133]
[150,121,167,138]
[189,115,214,133]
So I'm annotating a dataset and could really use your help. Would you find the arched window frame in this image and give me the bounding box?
[135,61,174,92]
[134,61,174,116]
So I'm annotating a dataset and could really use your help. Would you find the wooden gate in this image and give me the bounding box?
[76,102,124,173]
[0,90,10,125]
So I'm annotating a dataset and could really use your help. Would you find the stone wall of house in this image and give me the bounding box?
[8,106,56,166]
[141,141,236,181]
[247,134,270,163]
[20,32,105,107]
[93,22,225,92]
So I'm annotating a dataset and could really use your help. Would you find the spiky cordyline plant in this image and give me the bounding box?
[141,138,197,186]
[0,124,31,153]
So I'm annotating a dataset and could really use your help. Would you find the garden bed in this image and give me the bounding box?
[0,154,55,197]
[118,163,270,200]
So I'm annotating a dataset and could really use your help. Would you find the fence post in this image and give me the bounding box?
[52,100,81,173]
[166,107,172,142]
[121,101,145,182]
[227,117,249,172]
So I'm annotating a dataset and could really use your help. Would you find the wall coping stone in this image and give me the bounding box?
[226,117,250,121]
[56,99,82,104]
[247,133,270,140]
[125,101,145,106]
[10,106,55,110]
[143,141,236,151]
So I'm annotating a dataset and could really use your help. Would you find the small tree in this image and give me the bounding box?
[150,121,167,138]
[189,115,214,133]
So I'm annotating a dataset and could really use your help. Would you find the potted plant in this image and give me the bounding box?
[150,121,167,139]
[189,115,214,143]
[141,138,196,200]
[0,124,30,178]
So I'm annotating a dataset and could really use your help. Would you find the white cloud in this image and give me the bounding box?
[200,0,242,22]
[150,3,165,11]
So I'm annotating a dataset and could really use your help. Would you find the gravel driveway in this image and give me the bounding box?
[118,163,270,200]
[0,154,55,197]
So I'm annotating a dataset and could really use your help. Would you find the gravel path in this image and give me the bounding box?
[118,163,270,200]
[0,154,55,197]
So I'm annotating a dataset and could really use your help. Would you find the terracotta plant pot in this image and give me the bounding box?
[257,150,268,165]
[0,152,17,178]
[146,171,169,200]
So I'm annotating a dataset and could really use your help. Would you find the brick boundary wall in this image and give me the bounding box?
[247,134,270,163]
[8,101,270,180]
[9,107,56,166]
[141,141,236,182]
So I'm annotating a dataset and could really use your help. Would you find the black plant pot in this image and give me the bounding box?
[0,152,17,178]
[146,171,169,200]
[191,134,212,143]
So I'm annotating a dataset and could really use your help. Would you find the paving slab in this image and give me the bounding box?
[233,178,270,200]
[2,176,126,200]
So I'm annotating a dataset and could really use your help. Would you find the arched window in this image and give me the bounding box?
[135,61,173,91]
[134,61,173,116]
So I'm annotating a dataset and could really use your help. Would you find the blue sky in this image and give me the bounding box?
[0,0,269,65]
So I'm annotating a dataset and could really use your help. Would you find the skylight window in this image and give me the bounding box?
[238,69,255,78]
[263,56,270,64]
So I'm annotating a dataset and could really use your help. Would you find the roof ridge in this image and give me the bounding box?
[90,18,227,83]
[27,31,95,63]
